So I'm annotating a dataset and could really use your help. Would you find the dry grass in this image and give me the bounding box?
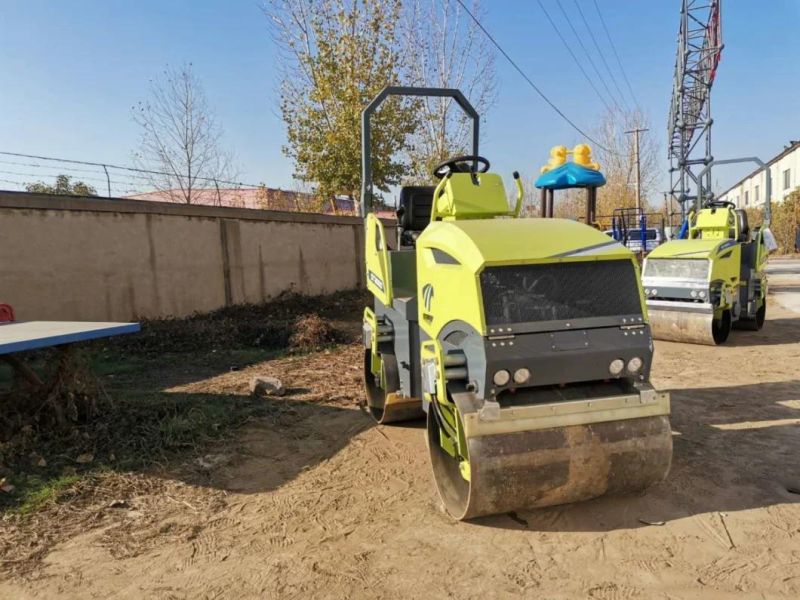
[1,471,227,576]
[289,313,339,351]
[0,289,369,578]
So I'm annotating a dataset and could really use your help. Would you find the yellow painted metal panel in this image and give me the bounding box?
[415,217,642,336]
[419,218,629,271]
[364,213,392,305]
[462,391,670,438]
[647,238,729,259]
[435,173,510,219]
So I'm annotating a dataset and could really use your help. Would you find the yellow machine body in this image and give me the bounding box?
[415,218,649,338]
[364,172,672,520]
[643,203,770,345]
[360,88,671,521]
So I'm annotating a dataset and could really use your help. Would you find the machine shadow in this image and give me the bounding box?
[726,316,800,347]
[90,346,289,390]
[143,390,378,495]
[473,379,800,533]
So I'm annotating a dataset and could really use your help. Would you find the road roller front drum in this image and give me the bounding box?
[426,400,673,521]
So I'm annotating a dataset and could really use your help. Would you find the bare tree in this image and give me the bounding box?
[521,109,659,222]
[592,108,659,217]
[133,63,236,204]
[401,0,497,183]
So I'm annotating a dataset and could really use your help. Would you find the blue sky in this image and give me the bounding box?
[1,0,798,199]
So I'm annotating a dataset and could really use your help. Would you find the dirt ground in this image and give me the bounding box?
[3,270,800,598]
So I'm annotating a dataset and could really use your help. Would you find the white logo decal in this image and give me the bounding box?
[423,283,434,312]
[368,270,384,291]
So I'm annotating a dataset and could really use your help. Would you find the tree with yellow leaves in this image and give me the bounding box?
[265,0,417,213]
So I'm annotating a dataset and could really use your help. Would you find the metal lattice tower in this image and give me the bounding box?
[667,0,723,218]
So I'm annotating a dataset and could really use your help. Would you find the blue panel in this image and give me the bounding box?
[0,323,141,355]
[535,163,606,190]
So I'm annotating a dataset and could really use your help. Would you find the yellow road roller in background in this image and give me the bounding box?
[361,87,672,520]
[643,200,774,345]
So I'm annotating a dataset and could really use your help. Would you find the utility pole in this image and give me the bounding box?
[625,127,649,214]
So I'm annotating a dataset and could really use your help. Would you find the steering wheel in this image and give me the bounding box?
[432,155,490,180]
[705,199,736,209]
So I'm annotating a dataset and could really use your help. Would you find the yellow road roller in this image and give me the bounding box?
[361,87,672,520]
[642,201,772,345]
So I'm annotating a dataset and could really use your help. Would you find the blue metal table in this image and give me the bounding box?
[0,321,141,355]
[0,321,140,388]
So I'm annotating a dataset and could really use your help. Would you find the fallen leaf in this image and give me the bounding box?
[0,478,15,493]
[75,453,94,464]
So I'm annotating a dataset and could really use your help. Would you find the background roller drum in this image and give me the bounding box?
[648,306,731,345]
[363,349,424,424]
[733,297,767,331]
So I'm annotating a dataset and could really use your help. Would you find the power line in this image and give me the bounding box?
[0,168,140,188]
[0,158,175,184]
[535,0,614,113]
[452,0,611,152]
[553,0,624,112]
[0,159,181,184]
[0,158,109,175]
[0,150,257,188]
[592,0,641,111]
[571,0,632,112]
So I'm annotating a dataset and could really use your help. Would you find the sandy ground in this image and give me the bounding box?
[3,260,800,599]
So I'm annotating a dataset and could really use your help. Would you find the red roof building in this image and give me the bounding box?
[125,187,396,218]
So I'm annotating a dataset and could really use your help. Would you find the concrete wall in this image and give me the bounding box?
[0,192,390,321]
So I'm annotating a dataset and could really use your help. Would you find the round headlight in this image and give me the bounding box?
[699,290,706,299]
[627,357,643,373]
[609,359,625,376]
[644,288,650,295]
[690,290,698,298]
[651,289,658,296]
[493,369,510,386]
[513,368,531,384]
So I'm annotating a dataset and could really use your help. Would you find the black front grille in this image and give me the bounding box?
[480,260,642,326]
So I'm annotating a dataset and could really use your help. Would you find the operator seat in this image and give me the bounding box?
[736,209,750,242]
[397,185,435,247]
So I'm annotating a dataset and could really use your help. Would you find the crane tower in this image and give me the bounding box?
[667,0,722,219]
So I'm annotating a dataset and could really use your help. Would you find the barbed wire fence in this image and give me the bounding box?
[0,150,388,217]
[0,150,362,215]
[0,150,263,202]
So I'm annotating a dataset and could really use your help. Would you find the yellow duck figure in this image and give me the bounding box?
[572,143,600,171]
[540,145,568,173]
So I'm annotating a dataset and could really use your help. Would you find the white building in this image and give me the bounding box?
[718,140,800,210]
